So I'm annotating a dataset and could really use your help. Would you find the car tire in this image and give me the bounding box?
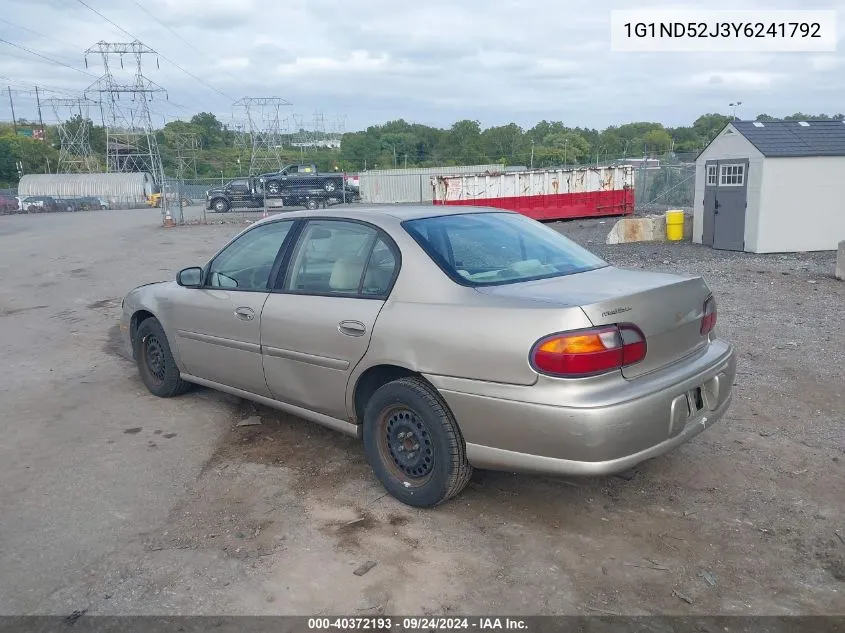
[323,180,337,192]
[134,318,191,398]
[213,199,229,213]
[266,180,281,195]
[181,197,190,208]
[306,199,320,210]
[363,377,473,508]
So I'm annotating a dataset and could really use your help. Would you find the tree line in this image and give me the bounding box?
[1,111,843,188]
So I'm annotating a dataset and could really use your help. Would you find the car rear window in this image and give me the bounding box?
[403,212,607,286]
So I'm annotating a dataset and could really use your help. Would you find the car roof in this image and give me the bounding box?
[251,204,514,228]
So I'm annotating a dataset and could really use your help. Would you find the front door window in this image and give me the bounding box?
[208,221,293,290]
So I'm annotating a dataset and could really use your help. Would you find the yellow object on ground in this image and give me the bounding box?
[666,209,684,241]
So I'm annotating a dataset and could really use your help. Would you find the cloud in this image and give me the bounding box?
[685,71,786,90]
[0,0,843,130]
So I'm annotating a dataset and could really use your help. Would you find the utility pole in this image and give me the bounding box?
[34,86,44,141]
[530,139,534,169]
[393,145,397,169]
[7,87,17,136]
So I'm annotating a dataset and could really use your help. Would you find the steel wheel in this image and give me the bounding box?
[376,405,435,486]
[142,333,167,387]
[363,377,473,507]
[133,317,191,398]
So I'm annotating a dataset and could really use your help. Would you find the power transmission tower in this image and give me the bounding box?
[45,97,98,173]
[229,116,250,169]
[311,110,326,146]
[233,96,292,175]
[83,40,167,183]
[166,132,199,180]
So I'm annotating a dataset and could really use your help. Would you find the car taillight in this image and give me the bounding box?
[700,295,717,335]
[530,324,647,378]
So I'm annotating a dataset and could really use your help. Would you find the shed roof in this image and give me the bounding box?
[731,120,845,157]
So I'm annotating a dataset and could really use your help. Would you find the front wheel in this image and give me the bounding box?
[305,199,320,210]
[213,199,229,213]
[134,318,191,398]
[266,180,281,195]
[363,377,472,508]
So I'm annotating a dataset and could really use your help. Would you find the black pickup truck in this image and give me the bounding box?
[260,163,346,195]
[206,174,358,213]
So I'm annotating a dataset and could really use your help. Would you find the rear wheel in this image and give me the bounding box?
[305,199,320,210]
[134,318,191,398]
[213,199,229,213]
[363,377,472,508]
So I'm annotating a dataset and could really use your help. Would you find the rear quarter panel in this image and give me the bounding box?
[351,217,594,390]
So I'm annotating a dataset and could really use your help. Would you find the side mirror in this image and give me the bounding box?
[177,267,204,287]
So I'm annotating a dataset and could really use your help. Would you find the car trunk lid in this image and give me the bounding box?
[476,266,711,379]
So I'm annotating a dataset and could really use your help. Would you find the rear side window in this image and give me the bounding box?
[282,220,398,298]
[403,212,606,286]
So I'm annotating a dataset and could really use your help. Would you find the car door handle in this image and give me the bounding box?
[338,320,366,336]
[234,306,255,321]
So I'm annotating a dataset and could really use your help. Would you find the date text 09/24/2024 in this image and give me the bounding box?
[307,617,528,630]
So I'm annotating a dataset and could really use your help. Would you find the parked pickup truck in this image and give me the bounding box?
[260,163,347,196]
[205,178,358,213]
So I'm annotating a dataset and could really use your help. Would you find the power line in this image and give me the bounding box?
[128,0,245,87]
[74,0,233,100]
[0,37,95,77]
[0,17,80,51]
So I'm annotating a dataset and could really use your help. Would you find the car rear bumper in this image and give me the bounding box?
[425,339,736,476]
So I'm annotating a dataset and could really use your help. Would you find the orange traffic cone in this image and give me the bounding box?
[164,207,175,228]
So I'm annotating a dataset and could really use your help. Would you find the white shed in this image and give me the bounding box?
[693,120,845,253]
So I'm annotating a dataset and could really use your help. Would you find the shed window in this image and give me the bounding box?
[706,165,717,186]
[719,164,745,186]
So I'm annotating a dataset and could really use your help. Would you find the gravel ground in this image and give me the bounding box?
[3,209,843,617]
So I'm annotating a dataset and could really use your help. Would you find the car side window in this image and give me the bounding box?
[361,237,397,296]
[284,221,393,295]
[207,221,293,290]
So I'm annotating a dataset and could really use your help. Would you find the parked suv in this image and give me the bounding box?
[0,194,18,214]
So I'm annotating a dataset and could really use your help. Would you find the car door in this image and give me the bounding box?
[227,180,250,207]
[260,219,400,419]
[171,219,296,396]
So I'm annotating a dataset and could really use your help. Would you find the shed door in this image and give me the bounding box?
[712,160,749,251]
[702,161,719,246]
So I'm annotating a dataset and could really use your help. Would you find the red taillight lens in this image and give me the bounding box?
[530,324,647,378]
[701,295,717,335]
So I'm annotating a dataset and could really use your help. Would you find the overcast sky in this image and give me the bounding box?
[1,0,843,132]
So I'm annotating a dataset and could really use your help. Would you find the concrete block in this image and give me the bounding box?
[606,215,666,245]
[836,241,845,281]
[683,214,693,240]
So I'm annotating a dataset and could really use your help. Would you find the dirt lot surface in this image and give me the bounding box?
[0,208,842,616]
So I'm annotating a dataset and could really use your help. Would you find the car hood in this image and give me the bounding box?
[132,280,168,291]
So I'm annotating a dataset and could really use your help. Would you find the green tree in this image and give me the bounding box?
[692,114,733,144]
[643,128,673,153]
[481,123,527,165]
[542,131,590,164]
[190,112,224,148]
[438,119,486,165]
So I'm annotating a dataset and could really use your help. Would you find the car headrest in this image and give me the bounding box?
[329,256,366,292]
